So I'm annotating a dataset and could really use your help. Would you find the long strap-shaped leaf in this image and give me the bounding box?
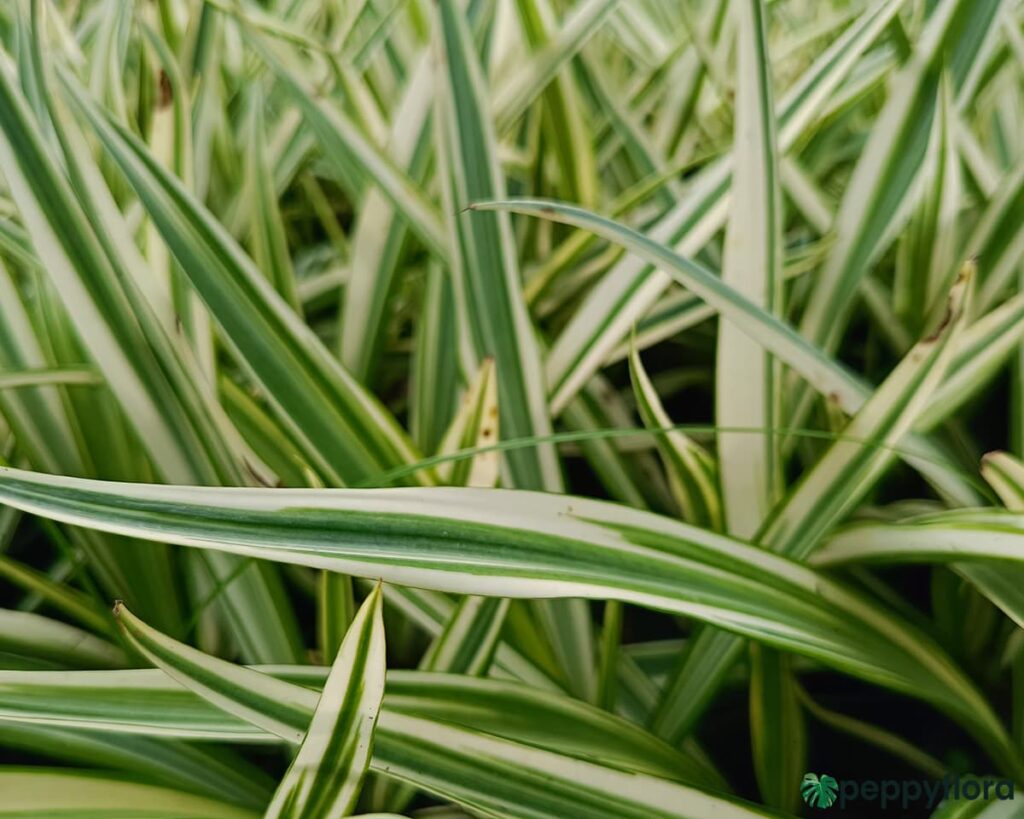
[717,2,795,806]
[0,666,714,786]
[244,34,447,260]
[58,71,424,489]
[799,0,1006,351]
[470,199,880,410]
[0,768,258,818]
[14,28,306,660]
[648,267,973,742]
[434,0,595,700]
[0,50,217,485]
[492,0,619,134]
[435,0,561,493]
[0,720,274,810]
[716,0,782,538]
[0,466,1015,767]
[630,343,721,530]
[0,261,84,476]
[0,608,124,669]
[263,587,384,818]
[475,199,976,499]
[339,56,433,383]
[68,612,776,818]
[541,0,909,413]
[815,510,1024,569]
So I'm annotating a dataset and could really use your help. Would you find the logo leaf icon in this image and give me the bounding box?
[801,773,839,809]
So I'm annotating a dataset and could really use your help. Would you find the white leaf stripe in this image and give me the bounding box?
[436,0,562,493]
[0,721,273,810]
[629,343,721,530]
[0,608,125,669]
[478,197,979,502]
[815,512,1024,567]
[474,199,875,411]
[59,72,425,488]
[0,54,209,485]
[245,35,448,260]
[266,586,384,818]
[0,769,258,819]
[717,0,781,537]
[647,268,969,742]
[115,603,314,743]
[373,711,770,819]
[0,653,773,819]
[422,596,509,676]
[0,465,1014,766]
[0,667,712,785]
[799,0,1002,348]
[541,0,909,412]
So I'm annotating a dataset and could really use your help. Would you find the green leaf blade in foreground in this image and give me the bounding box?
[0,666,717,787]
[0,466,1016,770]
[814,511,1024,569]
[0,768,259,818]
[717,0,782,538]
[264,585,385,818]
[33,611,777,819]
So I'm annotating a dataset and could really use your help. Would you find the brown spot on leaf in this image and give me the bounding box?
[923,301,953,342]
[158,71,173,109]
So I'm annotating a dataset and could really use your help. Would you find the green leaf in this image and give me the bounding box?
[629,341,721,529]
[0,608,125,669]
[0,768,258,818]
[801,0,1005,350]
[435,0,561,493]
[0,464,1016,769]
[5,621,773,817]
[264,585,385,818]
[749,647,804,812]
[0,723,274,811]
[648,266,972,742]
[436,358,500,488]
[409,263,458,457]
[420,596,509,677]
[339,59,432,382]
[0,29,303,661]
[245,33,447,260]
[434,0,594,702]
[245,88,301,313]
[717,0,783,537]
[537,0,910,412]
[0,665,716,787]
[59,72,425,489]
[815,511,1024,571]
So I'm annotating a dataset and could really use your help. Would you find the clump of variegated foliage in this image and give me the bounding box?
[0,0,1022,816]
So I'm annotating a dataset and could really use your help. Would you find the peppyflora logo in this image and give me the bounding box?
[799,772,1014,810]
[801,774,839,808]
